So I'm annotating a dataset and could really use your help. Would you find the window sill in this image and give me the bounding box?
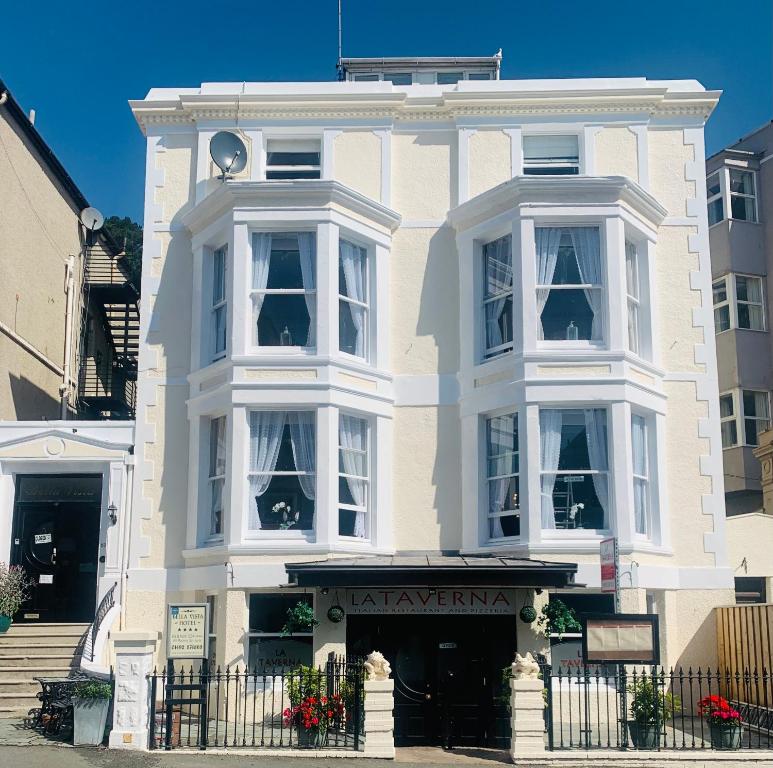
[538,341,606,351]
[248,346,318,356]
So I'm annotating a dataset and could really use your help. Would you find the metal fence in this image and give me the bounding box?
[545,665,773,751]
[148,656,364,751]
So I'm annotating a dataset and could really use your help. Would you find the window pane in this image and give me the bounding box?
[268,248,305,290]
[484,295,513,352]
[253,473,315,530]
[731,194,756,222]
[484,236,512,297]
[266,169,321,180]
[743,390,768,418]
[339,507,361,537]
[719,394,734,418]
[633,477,648,535]
[256,294,312,346]
[213,305,227,354]
[384,73,412,84]
[210,478,223,536]
[540,288,597,340]
[266,151,320,167]
[729,169,754,195]
[487,414,518,476]
[628,301,640,354]
[468,73,492,80]
[714,306,730,333]
[437,72,463,84]
[339,299,366,357]
[209,417,226,476]
[708,198,724,226]
[625,243,639,299]
[546,473,606,530]
[523,135,579,163]
[339,447,367,477]
[706,173,721,198]
[354,74,379,81]
[712,279,728,304]
[721,420,737,448]
[213,249,226,303]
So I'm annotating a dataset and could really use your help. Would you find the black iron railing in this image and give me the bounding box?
[544,664,773,751]
[148,655,364,751]
[83,582,117,663]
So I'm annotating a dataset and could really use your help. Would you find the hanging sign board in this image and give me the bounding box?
[347,588,517,615]
[167,603,209,660]
[581,614,659,665]
[600,536,618,595]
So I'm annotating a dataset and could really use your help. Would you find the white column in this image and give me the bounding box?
[653,411,670,549]
[374,243,390,371]
[605,216,627,352]
[195,130,215,203]
[363,678,395,758]
[191,245,205,372]
[109,631,160,750]
[610,401,634,545]
[316,405,337,547]
[457,128,475,205]
[244,128,264,180]
[524,403,542,546]
[461,412,483,550]
[316,221,338,358]
[509,673,546,758]
[186,415,201,549]
[504,128,523,177]
[373,129,391,206]
[228,407,248,545]
[519,218,537,355]
[373,413,394,551]
[322,129,340,180]
[232,223,250,355]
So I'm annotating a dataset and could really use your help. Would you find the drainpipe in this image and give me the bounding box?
[119,457,135,631]
[60,255,75,419]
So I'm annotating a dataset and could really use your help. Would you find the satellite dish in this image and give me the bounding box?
[80,206,104,231]
[210,131,248,180]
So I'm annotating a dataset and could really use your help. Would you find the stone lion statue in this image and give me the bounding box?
[511,652,541,680]
[364,650,392,681]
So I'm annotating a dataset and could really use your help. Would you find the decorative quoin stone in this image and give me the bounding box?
[363,650,395,758]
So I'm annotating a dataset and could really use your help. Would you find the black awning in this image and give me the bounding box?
[286,553,578,589]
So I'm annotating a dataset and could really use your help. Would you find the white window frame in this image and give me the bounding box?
[712,274,766,333]
[481,234,514,360]
[729,168,758,223]
[625,241,641,356]
[741,389,771,447]
[250,232,317,350]
[338,238,371,361]
[707,171,724,226]
[719,391,738,449]
[707,166,758,226]
[338,413,371,541]
[631,413,651,539]
[265,138,322,180]
[211,246,227,361]
[522,134,581,175]
[485,411,520,543]
[207,416,226,541]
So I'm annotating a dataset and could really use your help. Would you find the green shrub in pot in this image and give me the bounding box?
[73,679,113,746]
[0,563,33,633]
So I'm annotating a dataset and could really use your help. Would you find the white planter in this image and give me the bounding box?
[73,697,111,746]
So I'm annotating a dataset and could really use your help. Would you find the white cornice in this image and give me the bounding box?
[447,175,668,231]
[181,179,402,235]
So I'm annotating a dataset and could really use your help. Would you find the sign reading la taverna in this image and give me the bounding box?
[347,588,516,615]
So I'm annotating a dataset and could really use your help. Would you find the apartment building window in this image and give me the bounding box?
[486,413,520,540]
[712,274,764,332]
[384,73,412,85]
[540,408,609,531]
[735,577,767,604]
[437,72,463,84]
[706,167,758,225]
[248,411,315,532]
[742,390,770,446]
[339,240,369,359]
[339,414,370,538]
[252,233,316,348]
[211,246,227,360]
[523,135,580,175]
[631,414,650,536]
[707,172,723,226]
[482,234,513,358]
[536,227,604,343]
[266,140,321,180]
[720,393,737,448]
[625,241,641,355]
[207,416,226,538]
[248,594,313,672]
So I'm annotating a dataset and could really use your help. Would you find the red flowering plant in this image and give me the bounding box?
[697,695,743,726]
[283,693,344,734]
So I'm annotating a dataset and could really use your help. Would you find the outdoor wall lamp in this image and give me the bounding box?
[108,503,118,525]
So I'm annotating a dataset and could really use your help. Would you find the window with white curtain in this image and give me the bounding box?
[211,246,227,360]
[266,139,321,180]
[631,414,650,537]
[742,390,770,446]
[339,240,369,359]
[338,414,370,538]
[523,135,580,175]
[712,274,764,333]
[539,408,609,531]
[720,393,737,448]
[482,234,513,358]
[625,241,641,355]
[486,413,520,540]
[251,233,316,348]
[207,416,226,538]
[536,227,604,343]
[248,411,315,532]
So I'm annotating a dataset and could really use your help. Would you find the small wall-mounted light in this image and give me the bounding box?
[320,587,330,595]
[108,503,118,525]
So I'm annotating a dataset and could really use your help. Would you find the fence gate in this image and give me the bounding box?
[148,655,364,751]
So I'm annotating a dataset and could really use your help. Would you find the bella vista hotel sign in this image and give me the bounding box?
[346,588,517,615]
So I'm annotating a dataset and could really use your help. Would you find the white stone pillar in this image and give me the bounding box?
[509,657,546,760]
[362,652,395,758]
[108,631,160,751]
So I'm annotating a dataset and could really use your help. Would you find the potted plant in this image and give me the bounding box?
[73,679,113,746]
[627,676,678,749]
[536,599,581,639]
[281,600,319,637]
[284,666,344,747]
[0,562,32,633]
[698,694,743,749]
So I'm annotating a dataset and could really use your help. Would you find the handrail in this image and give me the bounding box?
[86,582,118,663]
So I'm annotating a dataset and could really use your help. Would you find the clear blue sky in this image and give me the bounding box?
[2,0,771,223]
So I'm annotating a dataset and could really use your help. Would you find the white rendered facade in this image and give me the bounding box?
[122,73,730,675]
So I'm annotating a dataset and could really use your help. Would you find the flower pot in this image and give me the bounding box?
[628,721,660,749]
[709,721,742,750]
[0,615,11,634]
[73,697,111,746]
[296,726,325,748]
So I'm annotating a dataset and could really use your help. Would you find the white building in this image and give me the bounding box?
[0,54,730,747]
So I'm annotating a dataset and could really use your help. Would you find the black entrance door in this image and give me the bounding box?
[11,475,102,623]
[348,614,515,747]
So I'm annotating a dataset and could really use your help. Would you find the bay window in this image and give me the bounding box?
[706,167,758,225]
[211,246,227,361]
[631,414,650,536]
[482,234,513,358]
[339,240,369,359]
[536,227,604,343]
[712,274,765,332]
[729,169,757,222]
[539,408,609,531]
[486,413,520,540]
[338,414,370,538]
[248,411,315,532]
[742,390,770,446]
[207,416,226,538]
[251,233,316,348]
